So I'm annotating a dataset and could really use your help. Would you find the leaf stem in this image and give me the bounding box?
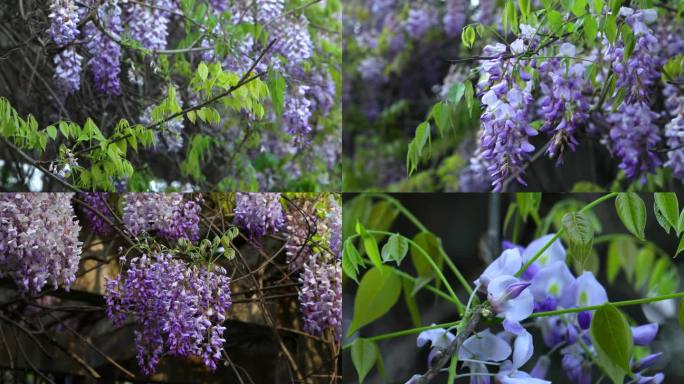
[342,321,460,350]
[530,290,684,318]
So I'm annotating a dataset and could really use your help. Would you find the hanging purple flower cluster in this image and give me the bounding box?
[605,102,662,181]
[122,193,202,243]
[48,0,83,96]
[459,144,493,192]
[299,254,342,340]
[85,1,123,95]
[105,252,232,374]
[443,0,468,38]
[283,85,314,144]
[79,192,113,236]
[477,33,537,191]
[0,193,82,295]
[664,85,684,180]
[233,192,285,238]
[284,199,319,272]
[327,196,342,260]
[537,44,592,162]
[125,0,177,52]
[405,4,437,40]
[407,234,666,383]
[272,15,313,68]
[256,0,285,24]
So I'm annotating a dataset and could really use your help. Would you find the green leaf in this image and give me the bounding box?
[198,62,209,81]
[562,212,594,269]
[518,0,531,19]
[381,233,409,265]
[678,300,684,332]
[654,193,679,233]
[350,338,379,384]
[548,10,563,36]
[516,192,541,221]
[268,72,285,117]
[615,193,647,241]
[410,232,445,279]
[675,236,684,258]
[448,83,466,106]
[634,247,655,289]
[343,241,362,283]
[402,279,421,327]
[45,125,57,140]
[464,81,475,116]
[357,221,382,269]
[605,14,618,43]
[348,265,402,336]
[462,25,476,48]
[590,303,633,384]
[621,24,635,60]
[583,14,598,44]
[571,0,587,16]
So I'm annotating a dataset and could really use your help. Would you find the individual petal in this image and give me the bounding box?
[559,271,607,309]
[475,248,523,289]
[522,234,566,267]
[512,330,534,369]
[529,261,575,303]
[530,356,550,379]
[633,352,662,371]
[459,329,512,362]
[416,327,455,349]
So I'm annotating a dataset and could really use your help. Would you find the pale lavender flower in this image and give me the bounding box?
[234,193,285,237]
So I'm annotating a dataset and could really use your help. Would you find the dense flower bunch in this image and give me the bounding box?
[105,252,232,374]
[122,193,202,243]
[406,234,666,383]
[79,192,113,236]
[299,253,342,340]
[284,199,320,272]
[405,4,437,40]
[233,192,285,238]
[48,0,83,95]
[125,0,176,52]
[327,196,342,259]
[0,193,82,295]
[664,84,684,179]
[85,1,123,95]
[476,29,537,191]
[537,44,592,162]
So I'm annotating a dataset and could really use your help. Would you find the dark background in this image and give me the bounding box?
[342,193,684,383]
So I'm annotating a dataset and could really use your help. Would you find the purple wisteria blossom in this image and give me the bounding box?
[477,35,537,191]
[283,85,313,143]
[48,0,80,47]
[53,48,83,95]
[0,193,82,295]
[405,5,437,40]
[125,0,176,52]
[299,254,342,340]
[443,0,468,38]
[234,192,285,238]
[537,44,592,162]
[85,2,123,95]
[105,252,232,374]
[122,193,202,243]
[79,192,113,236]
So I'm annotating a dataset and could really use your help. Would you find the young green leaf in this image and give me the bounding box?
[590,303,633,384]
[615,193,646,241]
[562,212,594,269]
[343,241,362,282]
[348,265,402,336]
[381,233,409,265]
[516,192,541,222]
[402,279,422,327]
[654,193,679,232]
[350,338,380,384]
[410,232,445,279]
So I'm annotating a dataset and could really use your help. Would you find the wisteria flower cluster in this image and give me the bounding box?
[233,192,285,238]
[344,0,684,192]
[122,193,202,243]
[284,196,343,339]
[105,252,232,374]
[79,192,114,236]
[0,193,82,295]
[407,234,666,383]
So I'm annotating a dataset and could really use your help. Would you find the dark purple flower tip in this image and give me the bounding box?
[633,352,662,371]
[504,281,531,300]
[577,311,592,330]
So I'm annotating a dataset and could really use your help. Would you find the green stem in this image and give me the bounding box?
[342,321,461,349]
[516,192,618,277]
[531,291,684,318]
[365,193,474,295]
